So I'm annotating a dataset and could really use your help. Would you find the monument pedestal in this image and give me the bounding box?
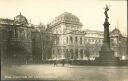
[95,40,120,65]
[95,50,120,65]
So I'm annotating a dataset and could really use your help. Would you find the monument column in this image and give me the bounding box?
[95,5,119,65]
[102,5,111,51]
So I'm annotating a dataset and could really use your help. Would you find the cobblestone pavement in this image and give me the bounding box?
[1,64,128,81]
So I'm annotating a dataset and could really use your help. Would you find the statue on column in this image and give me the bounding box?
[104,5,109,22]
[103,5,110,49]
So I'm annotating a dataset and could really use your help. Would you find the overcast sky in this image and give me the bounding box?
[0,0,127,35]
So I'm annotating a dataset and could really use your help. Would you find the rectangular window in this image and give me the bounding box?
[75,37,78,43]
[52,49,54,54]
[75,49,78,59]
[67,37,68,44]
[80,37,82,44]
[80,49,83,58]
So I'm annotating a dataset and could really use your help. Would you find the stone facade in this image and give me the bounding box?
[47,12,127,60]
[0,12,127,64]
[0,13,32,64]
[110,28,127,58]
[0,14,51,64]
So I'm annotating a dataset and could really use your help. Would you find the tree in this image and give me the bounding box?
[85,43,91,58]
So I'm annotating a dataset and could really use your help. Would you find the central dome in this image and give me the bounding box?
[48,12,82,26]
[57,12,80,23]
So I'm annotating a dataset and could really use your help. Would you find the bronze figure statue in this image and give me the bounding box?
[104,5,109,22]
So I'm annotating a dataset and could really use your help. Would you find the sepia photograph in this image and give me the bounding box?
[0,0,128,81]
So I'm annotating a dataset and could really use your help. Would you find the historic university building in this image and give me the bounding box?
[46,12,127,60]
[0,12,127,64]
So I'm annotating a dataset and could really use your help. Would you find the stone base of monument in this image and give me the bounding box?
[95,50,120,66]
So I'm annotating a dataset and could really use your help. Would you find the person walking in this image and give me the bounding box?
[62,60,65,67]
[54,60,57,66]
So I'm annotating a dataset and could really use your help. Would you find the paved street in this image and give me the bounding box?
[1,64,128,81]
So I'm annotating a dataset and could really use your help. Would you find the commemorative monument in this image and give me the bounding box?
[95,5,120,65]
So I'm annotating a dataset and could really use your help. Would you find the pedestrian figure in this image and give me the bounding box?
[54,60,57,66]
[62,60,65,67]
[53,60,55,66]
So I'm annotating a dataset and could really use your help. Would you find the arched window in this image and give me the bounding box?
[70,49,73,59]
[75,36,78,43]
[70,36,73,44]
[65,49,68,58]
[67,37,68,44]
